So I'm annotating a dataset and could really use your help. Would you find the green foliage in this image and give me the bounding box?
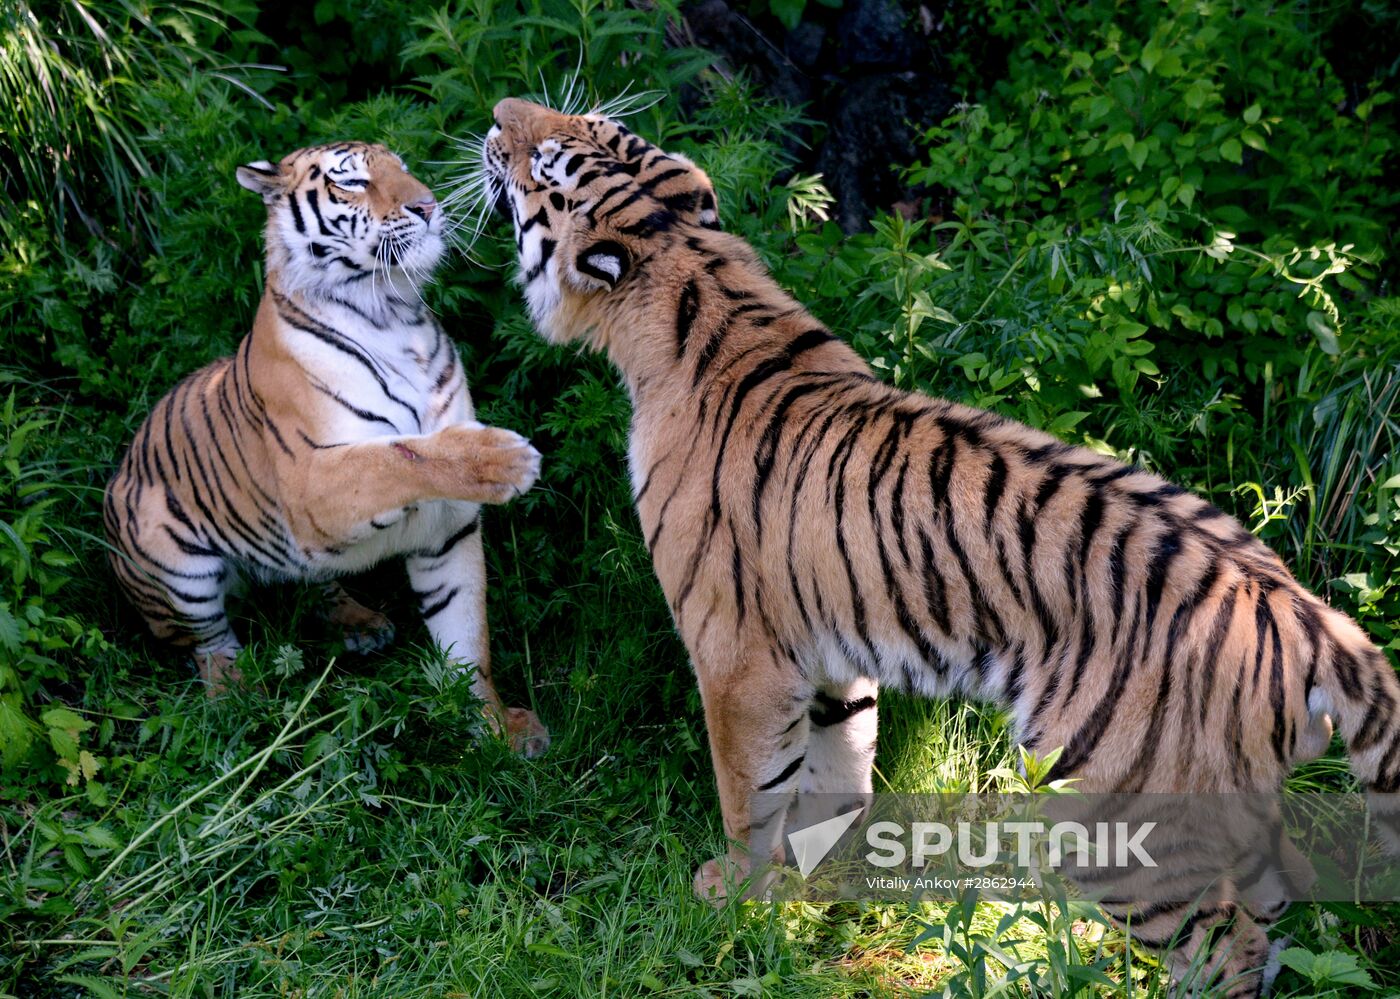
[904,0,1397,425]
[1274,945,1376,993]
[0,388,109,776]
[0,0,264,248]
[917,1,1397,248]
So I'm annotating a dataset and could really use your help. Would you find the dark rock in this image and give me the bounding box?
[683,0,812,109]
[678,0,954,231]
[835,0,916,70]
[817,72,952,232]
[785,21,825,72]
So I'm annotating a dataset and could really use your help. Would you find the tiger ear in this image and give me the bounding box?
[698,188,721,230]
[574,239,630,290]
[236,160,284,202]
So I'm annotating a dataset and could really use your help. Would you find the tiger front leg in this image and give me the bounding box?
[405,514,549,758]
[692,651,815,904]
[800,679,878,800]
[780,679,880,864]
[284,423,541,547]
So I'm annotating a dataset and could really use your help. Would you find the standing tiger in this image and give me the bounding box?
[473,97,1400,992]
[104,141,549,757]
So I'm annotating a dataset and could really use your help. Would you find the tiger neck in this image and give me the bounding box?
[266,267,431,335]
[585,243,867,418]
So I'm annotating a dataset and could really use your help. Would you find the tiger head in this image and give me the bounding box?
[236,142,444,299]
[480,98,721,343]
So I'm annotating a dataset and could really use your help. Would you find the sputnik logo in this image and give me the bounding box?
[787,807,865,877]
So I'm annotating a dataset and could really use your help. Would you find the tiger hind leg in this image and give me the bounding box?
[168,573,243,696]
[105,475,247,694]
[320,580,395,653]
[108,544,243,695]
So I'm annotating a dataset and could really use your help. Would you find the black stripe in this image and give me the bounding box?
[304,188,333,236]
[918,529,951,637]
[757,755,805,791]
[752,381,827,537]
[984,453,1007,526]
[309,380,399,430]
[1198,586,1240,727]
[810,693,876,727]
[675,279,700,357]
[1048,598,1146,781]
[421,586,460,620]
[1142,531,1183,642]
[419,517,479,559]
[287,191,306,233]
[1070,488,1104,603]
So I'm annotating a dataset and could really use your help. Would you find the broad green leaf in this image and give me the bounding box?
[769,0,806,30]
[1276,947,1375,989]
[0,601,19,653]
[84,823,121,850]
[1306,311,1339,356]
[0,693,36,763]
[57,976,123,999]
[41,706,93,734]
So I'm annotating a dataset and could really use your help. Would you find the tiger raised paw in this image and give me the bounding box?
[474,98,1400,990]
[105,142,549,757]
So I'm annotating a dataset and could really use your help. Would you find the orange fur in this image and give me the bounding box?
[478,99,1400,989]
[106,142,548,756]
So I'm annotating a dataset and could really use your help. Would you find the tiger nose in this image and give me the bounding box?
[493,97,533,131]
[405,196,436,221]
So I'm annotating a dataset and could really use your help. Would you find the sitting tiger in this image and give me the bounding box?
[473,98,1400,992]
[104,141,549,757]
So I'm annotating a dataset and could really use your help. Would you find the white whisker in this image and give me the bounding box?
[590,84,663,119]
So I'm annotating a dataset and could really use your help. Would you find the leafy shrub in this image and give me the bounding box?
[0,387,109,779]
[918,0,1397,251]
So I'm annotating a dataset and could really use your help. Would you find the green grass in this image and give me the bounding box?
[2,632,1026,997]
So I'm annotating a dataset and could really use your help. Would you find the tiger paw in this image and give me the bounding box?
[321,583,396,654]
[503,706,550,758]
[341,614,396,654]
[440,424,541,504]
[694,858,736,906]
[195,649,243,697]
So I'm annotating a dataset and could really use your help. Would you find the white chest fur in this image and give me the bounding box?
[274,294,480,575]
